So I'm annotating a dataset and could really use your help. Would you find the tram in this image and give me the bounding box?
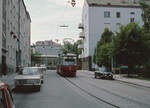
[57,53,77,77]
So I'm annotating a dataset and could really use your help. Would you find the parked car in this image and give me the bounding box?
[0,81,16,108]
[14,67,42,91]
[30,67,45,83]
[94,68,113,80]
[20,67,44,83]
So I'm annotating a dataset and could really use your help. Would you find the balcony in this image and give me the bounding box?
[79,32,85,38]
[78,23,84,29]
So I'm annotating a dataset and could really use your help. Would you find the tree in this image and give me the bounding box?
[61,39,82,57]
[93,28,113,70]
[112,23,150,75]
[98,28,113,46]
[140,1,150,33]
[97,43,113,71]
[61,41,73,54]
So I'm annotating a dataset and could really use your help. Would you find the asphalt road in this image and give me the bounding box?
[13,70,150,108]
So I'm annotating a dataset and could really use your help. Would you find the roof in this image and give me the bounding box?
[86,0,141,7]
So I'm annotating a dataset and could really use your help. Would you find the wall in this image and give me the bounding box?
[19,0,31,67]
[87,5,143,68]
[82,1,90,58]
[35,46,61,56]
[0,0,31,74]
[6,0,19,73]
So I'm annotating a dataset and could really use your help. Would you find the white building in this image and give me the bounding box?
[79,0,144,70]
[0,0,31,75]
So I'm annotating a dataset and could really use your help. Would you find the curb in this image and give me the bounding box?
[115,79,150,89]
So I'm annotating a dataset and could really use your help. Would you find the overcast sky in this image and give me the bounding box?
[24,0,84,44]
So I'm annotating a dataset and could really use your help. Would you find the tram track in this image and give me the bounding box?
[80,72,150,92]
[64,77,120,108]
[78,76,150,107]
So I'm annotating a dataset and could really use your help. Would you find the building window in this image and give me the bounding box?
[104,11,110,18]
[130,12,135,15]
[116,12,120,18]
[130,18,135,22]
[104,23,110,29]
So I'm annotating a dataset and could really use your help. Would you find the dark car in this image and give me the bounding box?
[94,68,113,80]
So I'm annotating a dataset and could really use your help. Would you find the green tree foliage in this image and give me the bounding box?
[93,28,113,70]
[113,23,150,75]
[61,40,82,58]
[97,43,113,71]
[98,28,113,46]
[140,2,150,77]
[72,40,82,58]
[61,41,73,54]
[140,1,150,33]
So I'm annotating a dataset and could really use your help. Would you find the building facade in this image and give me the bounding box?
[32,40,62,68]
[79,0,144,70]
[0,0,31,75]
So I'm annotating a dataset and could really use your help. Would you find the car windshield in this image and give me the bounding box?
[99,68,107,72]
[22,68,40,75]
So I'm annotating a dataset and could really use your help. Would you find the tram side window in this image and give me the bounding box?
[0,90,8,108]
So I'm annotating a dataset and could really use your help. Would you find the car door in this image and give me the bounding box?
[6,88,15,108]
[0,88,9,108]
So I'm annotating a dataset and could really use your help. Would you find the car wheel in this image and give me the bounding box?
[37,86,41,92]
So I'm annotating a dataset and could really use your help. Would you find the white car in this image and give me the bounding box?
[25,67,44,83]
[14,67,42,91]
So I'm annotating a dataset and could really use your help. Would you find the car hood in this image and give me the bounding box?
[14,75,41,80]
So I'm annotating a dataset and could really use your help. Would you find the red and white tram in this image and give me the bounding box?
[57,53,77,77]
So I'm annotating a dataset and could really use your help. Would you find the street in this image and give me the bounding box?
[13,70,150,108]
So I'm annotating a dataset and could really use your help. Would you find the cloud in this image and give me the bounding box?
[24,0,83,44]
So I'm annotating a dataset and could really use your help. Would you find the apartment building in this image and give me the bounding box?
[0,0,31,75]
[79,0,144,70]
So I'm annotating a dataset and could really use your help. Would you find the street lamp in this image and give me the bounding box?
[67,0,76,7]
[59,25,69,28]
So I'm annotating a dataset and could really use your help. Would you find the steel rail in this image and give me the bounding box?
[64,77,120,108]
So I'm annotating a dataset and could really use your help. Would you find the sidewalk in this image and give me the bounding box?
[0,73,17,89]
[114,75,150,88]
[78,70,150,88]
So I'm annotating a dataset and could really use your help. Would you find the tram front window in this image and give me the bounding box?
[64,59,76,65]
